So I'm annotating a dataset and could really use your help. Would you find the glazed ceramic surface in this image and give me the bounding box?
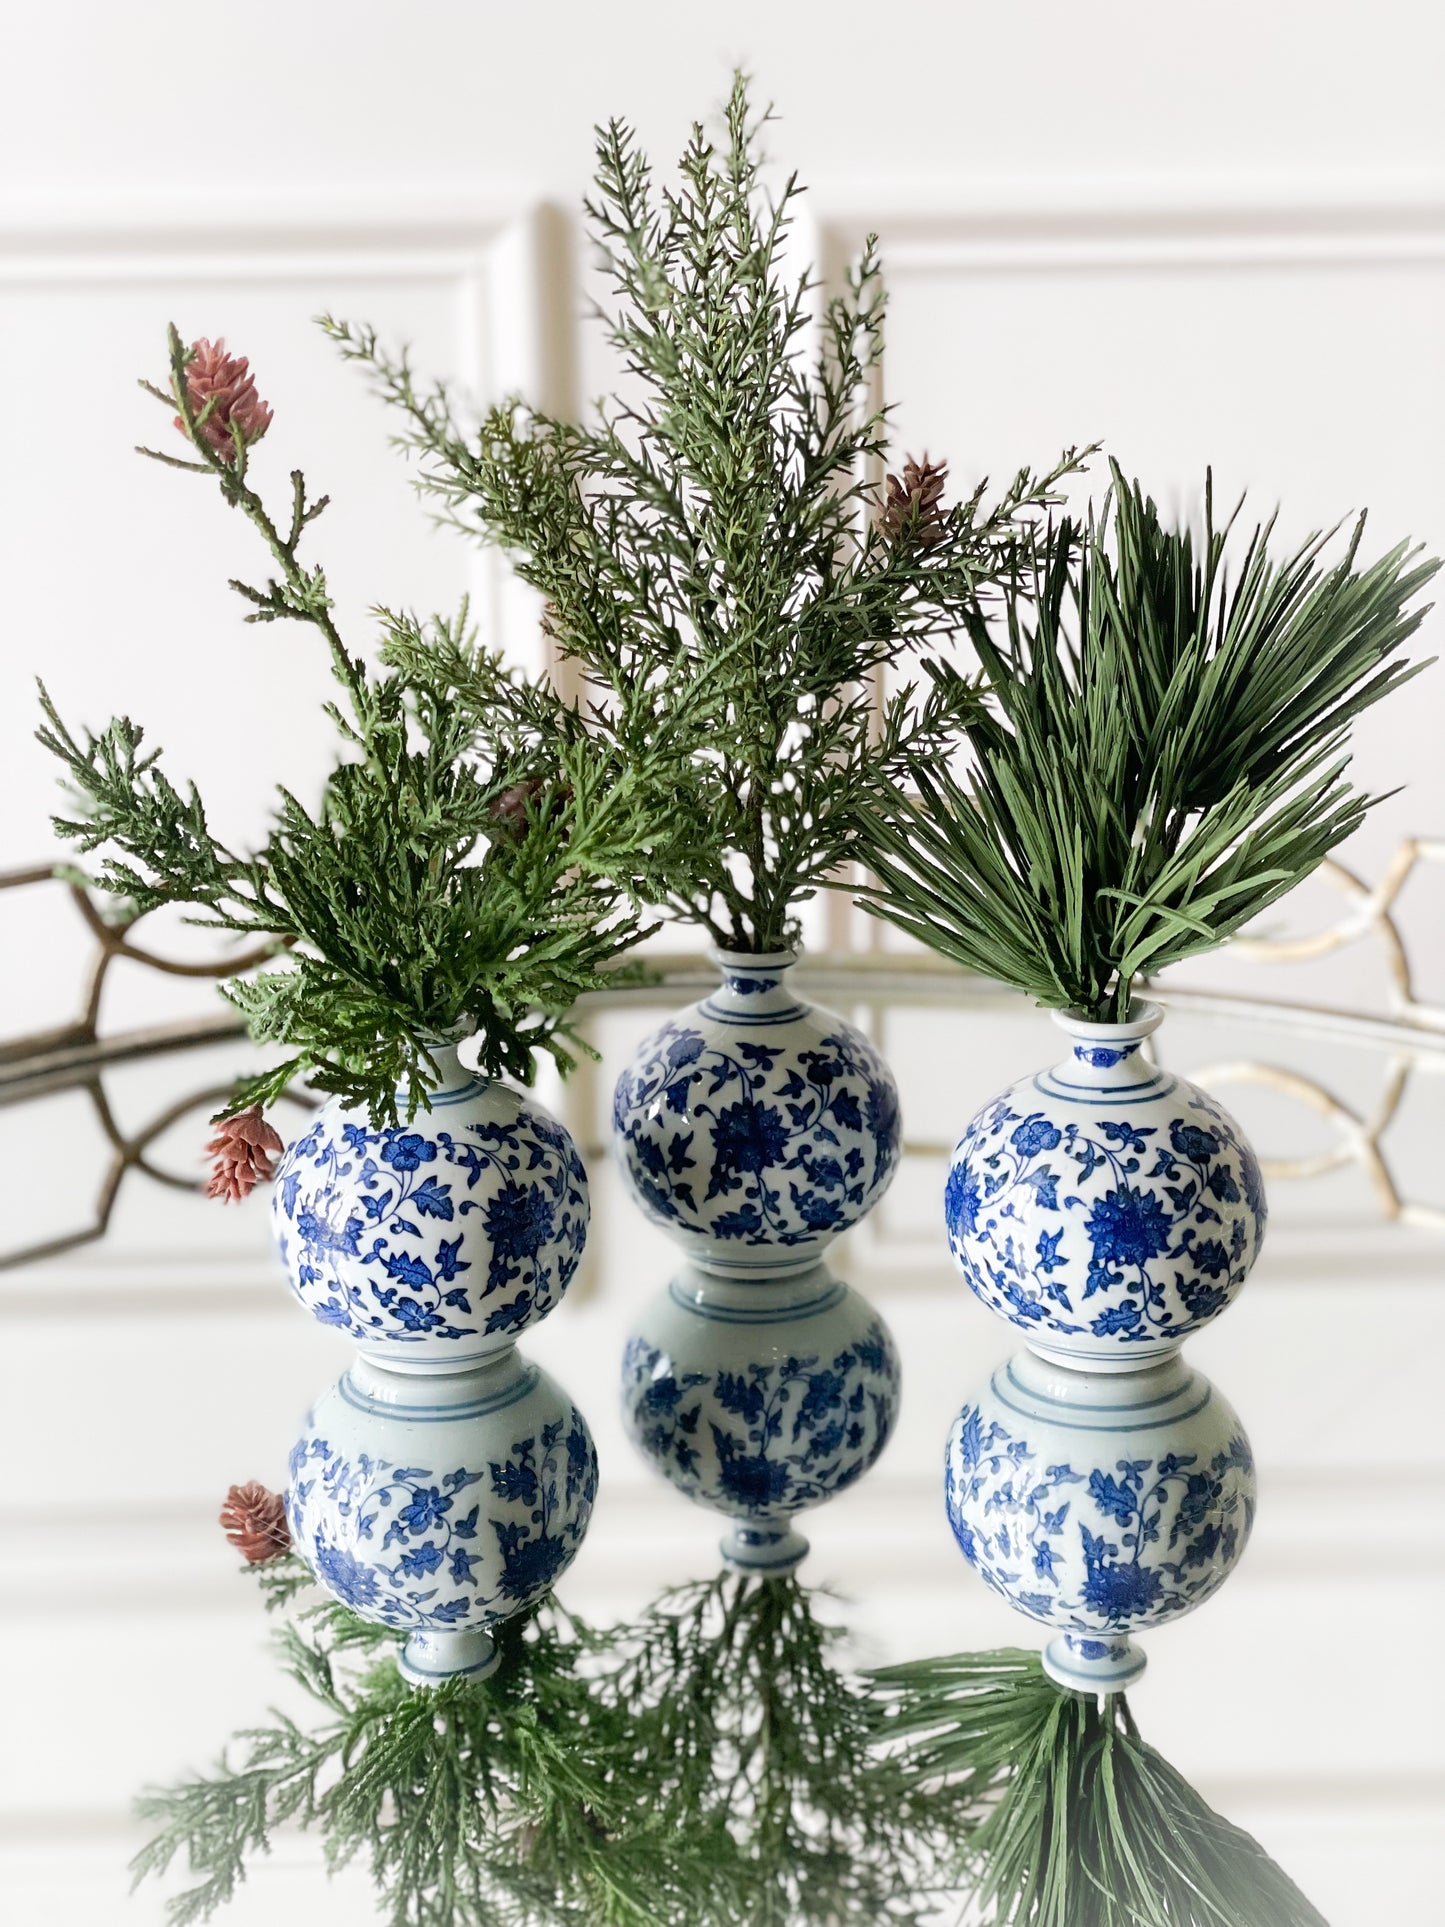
[272,1041,588,1367]
[621,1261,901,1571]
[287,1347,597,1684]
[612,950,901,1276]
[945,1347,1255,1690]
[945,1003,1265,1368]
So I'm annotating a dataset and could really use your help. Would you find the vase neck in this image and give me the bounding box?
[1040,1001,1169,1099]
[701,947,807,1024]
[395,1033,483,1107]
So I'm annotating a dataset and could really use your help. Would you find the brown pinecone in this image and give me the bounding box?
[488,776,548,838]
[174,337,274,461]
[205,1105,284,1202]
[219,1481,291,1562]
[881,455,949,548]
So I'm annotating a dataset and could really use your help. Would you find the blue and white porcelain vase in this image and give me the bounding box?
[612,949,901,1277]
[945,1347,1255,1692]
[272,1036,588,1369]
[287,1346,598,1686]
[613,948,905,1572]
[944,1002,1265,1369]
[621,1260,901,1573]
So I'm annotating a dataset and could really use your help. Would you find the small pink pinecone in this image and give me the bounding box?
[175,338,274,460]
[205,1105,284,1202]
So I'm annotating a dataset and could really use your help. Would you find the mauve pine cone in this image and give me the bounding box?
[175,338,274,461]
[219,1481,291,1563]
[488,775,572,839]
[205,1105,284,1202]
[881,456,949,548]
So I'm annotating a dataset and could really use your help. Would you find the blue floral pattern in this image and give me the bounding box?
[272,1088,588,1356]
[945,1400,1254,1639]
[613,1013,900,1254]
[945,1076,1265,1356]
[622,1314,900,1519]
[287,1407,598,1631]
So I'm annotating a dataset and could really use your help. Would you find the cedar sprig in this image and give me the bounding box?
[860,461,1438,1020]
[133,1588,743,1927]
[322,74,1087,954]
[869,1648,1329,1926]
[608,1573,951,1927]
[37,328,686,1121]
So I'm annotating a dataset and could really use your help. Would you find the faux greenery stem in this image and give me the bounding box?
[38,332,695,1120]
[326,73,1087,954]
[870,1648,1330,1926]
[860,462,1437,1020]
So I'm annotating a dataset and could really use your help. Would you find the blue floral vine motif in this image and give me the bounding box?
[273,1100,588,1348]
[944,1404,1254,1634]
[944,1085,1265,1348]
[613,1018,900,1250]
[287,1407,598,1629]
[621,1319,900,1516]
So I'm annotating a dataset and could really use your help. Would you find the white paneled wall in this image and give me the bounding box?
[2,5,1443,1922]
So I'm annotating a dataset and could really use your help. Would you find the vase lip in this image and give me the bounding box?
[709,945,799,972]
[416,1021,475,1049]
[1051,998,1163,1043]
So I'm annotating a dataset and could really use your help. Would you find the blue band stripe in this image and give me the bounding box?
[340,1361,539,1422]
[669,1279,846,1323]
[698,1001,809,1025]
[989,1378,1213,1433]
[1002,1359,1195,1414]
[1031,1073,1175,1106]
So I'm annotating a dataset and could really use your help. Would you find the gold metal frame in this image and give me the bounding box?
[3,842,1440,1269]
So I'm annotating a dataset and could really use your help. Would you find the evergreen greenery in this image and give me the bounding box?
[38,326,682,1121]
[871,1648,1329,1926]
[133,1560,744,1927]
[324,74,1086,954]
[605,1572,950,1927]
[860,463,1438,1019]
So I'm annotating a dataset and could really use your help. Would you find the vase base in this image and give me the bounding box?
[1042,1633,1146,1695]
[721,1523,809,1576]
[399,1627,500,1689]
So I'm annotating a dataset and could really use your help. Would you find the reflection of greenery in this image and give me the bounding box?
[328,74,1084,954]
[872,1647,1328,1927]
[612,1573,950,1927]
[863,463,1438,1020]
[133,1561,743,1927]
[135,1563,955,1927]
[39,331,686,1123]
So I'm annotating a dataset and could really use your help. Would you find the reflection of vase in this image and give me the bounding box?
[944,1002,1265,1369]
[612,950,901,1277]
[287,1347,597,1686]
[621,1261,901,1573]
[945,1348,1255,1691]
[272,1039,589,1368]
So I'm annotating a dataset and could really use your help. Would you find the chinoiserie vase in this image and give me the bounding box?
[272,1036,588,1369]
[287,1345,598,1686]
[945,1347,1255,1692]
[622,1260,901,1574]
[944,1002,1265,1370]
[612,949,902,1277]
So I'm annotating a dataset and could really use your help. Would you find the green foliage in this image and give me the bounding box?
[37,327,675,1120]
[860,462,1438,1019]
[610,1572,950,1927]
[133,1566,742,1927]
[324,74,1085,953]
[871,1648,1329,1926]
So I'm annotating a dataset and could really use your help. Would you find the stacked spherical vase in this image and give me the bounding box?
[613,951,904,1573]
[271,1034,599,1686]
[941,1002,1263,1691]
